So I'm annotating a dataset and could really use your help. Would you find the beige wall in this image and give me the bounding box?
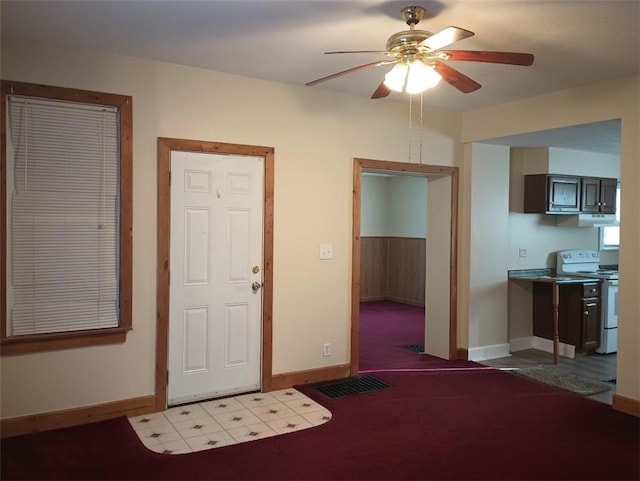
[461,75,640,403]
[361,174,427,238]
[0,40,462,418]
[464,143,511,360]
[425,175,452,359]
[1,39,638,419]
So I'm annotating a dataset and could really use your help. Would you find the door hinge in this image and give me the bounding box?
[169,170,171,186]
[167,371,169,385]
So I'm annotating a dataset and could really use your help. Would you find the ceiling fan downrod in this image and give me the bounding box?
[401,6,426,27]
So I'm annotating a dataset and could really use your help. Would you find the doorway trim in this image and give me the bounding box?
[156,137,274,412]
[350,158,459,376]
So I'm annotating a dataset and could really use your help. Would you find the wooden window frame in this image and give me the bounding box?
[1,80,132,355]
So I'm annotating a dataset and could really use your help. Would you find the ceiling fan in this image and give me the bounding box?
[306,6,534,99]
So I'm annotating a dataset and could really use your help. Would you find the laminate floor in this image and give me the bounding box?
[480,349,617,404]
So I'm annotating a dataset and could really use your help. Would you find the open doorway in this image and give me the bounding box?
[350,158,461,377]
[358,172,427,372]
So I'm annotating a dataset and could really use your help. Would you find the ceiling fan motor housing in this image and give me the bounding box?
[388,7,436,58]
[386,30,433,55]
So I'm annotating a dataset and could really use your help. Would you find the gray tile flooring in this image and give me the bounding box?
[480,349,617,404]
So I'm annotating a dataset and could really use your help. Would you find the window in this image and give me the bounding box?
[600,183,620,250]
[1,81,132,355]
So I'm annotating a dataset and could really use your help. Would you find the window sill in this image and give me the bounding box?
[1,327,131,356]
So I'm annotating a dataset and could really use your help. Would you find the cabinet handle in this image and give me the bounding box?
[585,311,589,315]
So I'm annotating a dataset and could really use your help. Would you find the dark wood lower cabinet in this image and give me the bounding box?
[533,282,601,353]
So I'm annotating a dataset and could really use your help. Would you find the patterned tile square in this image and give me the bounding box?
[185,432,237,452]
[136,424,182,448]
[284,398,327,415]
[302,410,333,426]
[235,392,280,408]
[163,404,210,424]
[128,412,170,431]
[266,415,313,435]
[269,388,308,402]
[199,397,246,416]
[149,439,192,455]
[249,403,297,422]
[226,422,277,444]
[212,408,263,430]
[171,415,225,439]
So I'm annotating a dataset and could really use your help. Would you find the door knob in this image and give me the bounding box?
[252,282,262,291]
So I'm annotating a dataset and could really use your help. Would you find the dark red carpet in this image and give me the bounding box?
[359,300,425,371]
[2,301,638,479]
[2,369,638,480]
[359,300,474,373]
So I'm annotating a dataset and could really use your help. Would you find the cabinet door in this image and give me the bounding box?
[548,176,580,212]
[581,298,601,351]
[580,177,601,213]
[599,178,618,214]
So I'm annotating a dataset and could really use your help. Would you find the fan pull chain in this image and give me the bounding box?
[419,91,424,165]
[408,92,413,163]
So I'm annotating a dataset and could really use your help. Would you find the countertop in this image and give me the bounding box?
[508,269,601,284]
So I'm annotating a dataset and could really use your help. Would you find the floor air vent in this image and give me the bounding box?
[313,375,391,399]
[402,344,425,353]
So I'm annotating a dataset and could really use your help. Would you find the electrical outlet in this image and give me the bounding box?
[323,342,331,357]
[518,248,527,258]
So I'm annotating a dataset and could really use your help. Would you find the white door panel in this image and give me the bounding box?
[169,151,263,405]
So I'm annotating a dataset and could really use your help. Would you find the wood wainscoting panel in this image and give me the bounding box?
[360,237,388,301]
[386,237,426,305]
[360,236,425,305]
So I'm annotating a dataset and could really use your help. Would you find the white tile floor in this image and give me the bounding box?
[128,388,332,454]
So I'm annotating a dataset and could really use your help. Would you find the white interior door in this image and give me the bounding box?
[169,150,264,406]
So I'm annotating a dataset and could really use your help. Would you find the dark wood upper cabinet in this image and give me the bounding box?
[580,177,601,213]
[524,174,580,213]
[598,177,618,214]
[524,174,617,215]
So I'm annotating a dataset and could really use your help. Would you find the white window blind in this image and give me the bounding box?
[7,95,120,336]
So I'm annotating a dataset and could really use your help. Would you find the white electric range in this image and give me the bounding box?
[557,249,618,354]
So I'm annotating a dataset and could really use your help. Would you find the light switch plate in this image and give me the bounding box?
[319,244,333,260]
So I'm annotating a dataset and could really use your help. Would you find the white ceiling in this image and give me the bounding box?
[2,0,638,154]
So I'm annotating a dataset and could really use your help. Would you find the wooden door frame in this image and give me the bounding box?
[155,137,274,411]
[350,158,460,376]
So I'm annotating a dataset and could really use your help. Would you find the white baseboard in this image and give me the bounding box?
[468,343,511,362]
[509,337,534,352]
[532,336,576,358]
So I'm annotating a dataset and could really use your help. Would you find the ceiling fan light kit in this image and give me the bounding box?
[305,5,535,99]
[384,62,409,91]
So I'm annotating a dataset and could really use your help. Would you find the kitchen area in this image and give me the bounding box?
[509,249,618,359]
[494,144,620,403]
